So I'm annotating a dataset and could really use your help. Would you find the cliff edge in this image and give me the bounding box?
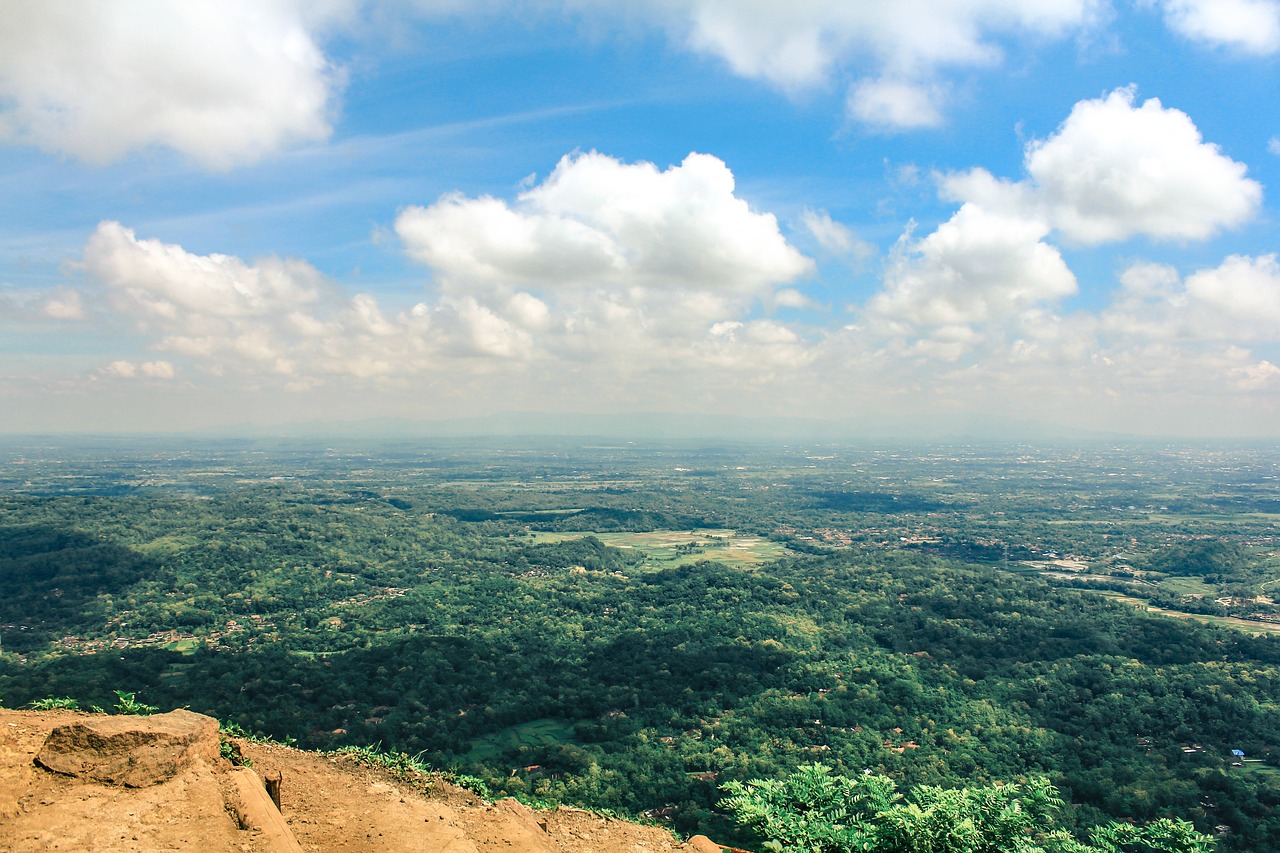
[0,708,724,853]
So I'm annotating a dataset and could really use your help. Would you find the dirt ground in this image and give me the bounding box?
[0,708,714,853]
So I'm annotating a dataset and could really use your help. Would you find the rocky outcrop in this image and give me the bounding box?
[2,708,741,853]
[34,708,220,787]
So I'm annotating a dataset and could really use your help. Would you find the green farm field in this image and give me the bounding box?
[464,718,577,764]
[528,528,789,570]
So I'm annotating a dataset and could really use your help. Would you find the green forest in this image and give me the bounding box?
[1,437,1278,850]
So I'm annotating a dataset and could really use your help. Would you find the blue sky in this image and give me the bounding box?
[1,1,1278,437]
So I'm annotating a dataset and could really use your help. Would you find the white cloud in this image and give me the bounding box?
[868,204,1076,358]
[0,0,345,168]
[80,221,398,380]
[944,88,1262,244]
[1270,137,1280,155]
[649,0,1098,86]
[101,360,175,380]
[1104,254,1280,343]
[40,289,85,320]
[397,150,811,294]
[1231,360,1280,390]
[847,78,945,129]
[774,288,817,309]
[1160,0,1280,54]
[571,0,1101,128]
[1184,254,1280,340]
[84,222,325,321]
[841,84,1273,423]
[800,209,875,262]
[74,151,818,391]
[1024,88,1262,243]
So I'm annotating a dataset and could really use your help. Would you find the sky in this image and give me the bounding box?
[1,0,1278,438]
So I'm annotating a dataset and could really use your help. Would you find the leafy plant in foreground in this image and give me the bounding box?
[720,763,1215,853]
[112,690,157,715]
[28,696,79,711]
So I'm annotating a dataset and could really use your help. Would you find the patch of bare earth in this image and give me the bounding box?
[0,709,725,853]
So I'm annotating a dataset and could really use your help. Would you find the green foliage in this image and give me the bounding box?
[1144,541,1249,583]
[1073,819,1218,853]
[720,764,1214,853]
[112,689,156,715]
[220,721,296,747]
[219,737,253,767]
[2,440,1279,848]
[28,696,79,710]
[720,763,901,853]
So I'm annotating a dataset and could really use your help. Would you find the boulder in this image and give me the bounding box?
[35,709,220,787]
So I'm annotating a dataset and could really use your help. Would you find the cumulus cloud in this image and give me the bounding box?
[0,0,345,168]
[84,222,325,320]
[943,88,1262,244]
[74,152,817,390]
[1023,88,1262,243]
[868,205,1076,359]
[1184,254,1280,339]
[1104,254,1280,343]
[1159,0,1280,54]
[397,150,811,295]
[774,288,817,309]
[840,84,1271,425]
[80,221,373,379]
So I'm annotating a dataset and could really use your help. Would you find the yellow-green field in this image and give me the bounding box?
[1097,592,1280,636]
[1158,576,1219,597]
[1237,761,1280,781]
[530,528,789,570]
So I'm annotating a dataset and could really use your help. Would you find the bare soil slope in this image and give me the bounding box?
[0,708,717,853]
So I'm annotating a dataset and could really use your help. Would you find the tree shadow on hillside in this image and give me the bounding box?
[0,525,158,654]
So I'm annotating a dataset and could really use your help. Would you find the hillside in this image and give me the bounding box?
[3,441,1280,848]
[0,708,712,852]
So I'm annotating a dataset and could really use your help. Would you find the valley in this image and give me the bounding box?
[1,436,1278,849]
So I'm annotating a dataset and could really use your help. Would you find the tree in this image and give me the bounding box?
[719,763,1215,853]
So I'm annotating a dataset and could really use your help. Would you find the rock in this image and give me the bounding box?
[34,709,220,787]
[685,835,725,853]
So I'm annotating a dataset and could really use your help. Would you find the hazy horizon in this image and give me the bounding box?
[2,2,1278,438]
